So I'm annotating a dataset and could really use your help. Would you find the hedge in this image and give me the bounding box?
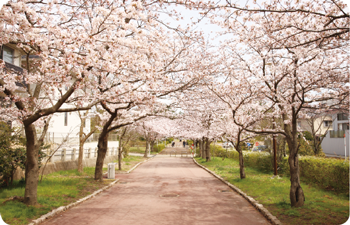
[153,144,166,153]
[210,146,349,193]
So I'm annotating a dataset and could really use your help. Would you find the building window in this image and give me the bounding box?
[337,113,349,121]
[338,123,349,131]
[2,46,14,64]
[64,112,68,126]
[323,121,332,127]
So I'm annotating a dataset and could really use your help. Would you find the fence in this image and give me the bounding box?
[86,133,119,143]
[329,130,346,138]
[43,132,119,145]
[44,147,119,163]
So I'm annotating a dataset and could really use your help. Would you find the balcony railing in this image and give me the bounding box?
[3,62,27,88]
[329,130,346,138]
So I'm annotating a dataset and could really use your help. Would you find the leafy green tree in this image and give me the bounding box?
[0,123,48,187]
[0,123,26,187]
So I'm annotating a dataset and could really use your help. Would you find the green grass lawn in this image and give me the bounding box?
[129,146,157,155]
[195,157,349,225]
[107,155,145,172]
[0,156,145,225]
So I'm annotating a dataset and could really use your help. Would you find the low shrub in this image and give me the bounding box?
[298,156,349,193]
[153,144,165,153]
[228,151,349,193]
[243,152,274,173]
[209,145,239,159]
[298,137,314,156]
[166,138,174,144]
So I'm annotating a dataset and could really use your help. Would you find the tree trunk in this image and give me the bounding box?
[118,145,122,170]
[144,139,149,158]
[205,138,211,162]
[150,141,155,152]
[278,136,286,160]
[201,139,206,159]
[197,140,201,157]
[78,140,84,173]
[95,132,109,181]
[288,141,305,207]
[24,123,39,205]
[238,149,245,179]
[284,114,305,207]
[78,115,85,173]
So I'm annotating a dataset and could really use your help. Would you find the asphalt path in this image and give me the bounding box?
[43,147,270,225]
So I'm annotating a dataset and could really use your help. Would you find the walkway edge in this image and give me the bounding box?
[127,156,154,173]
[28,179,119,225]
[192,158,283,225]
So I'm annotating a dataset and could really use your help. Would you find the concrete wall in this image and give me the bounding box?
[13,155,119,180]
[47,111,91,143]
[322,130,349,156]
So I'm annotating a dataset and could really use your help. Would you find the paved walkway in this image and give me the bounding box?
[43,148,270,225]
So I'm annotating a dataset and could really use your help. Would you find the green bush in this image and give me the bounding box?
[209,144,240,159]
[228,151,349,193]
[187,140,193,146]
[0,123,26,187]
[298,137,314,156]
[153,144,165,153]
[303,131,313,141]
[0,123,48,187]
[298,156,349,193]
[210,145,226,157]
[166,138,174,144]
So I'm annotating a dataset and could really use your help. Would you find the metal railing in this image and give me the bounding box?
[329,130,346,138]
[43,147,118,163]
[43,132,119,145]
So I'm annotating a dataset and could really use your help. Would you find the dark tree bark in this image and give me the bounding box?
[284,113,305,207]
[232,129,246,179]
[238,148,245,179]
[200,138,206,159]
[23,124,39,205]
[118,127,128,170]
[118,144,122,170]
[204,137,211,162]
[94,107,116,181]
[95,132,109,181]
[144,139,149,158]
[78,143,84,173]
[287,138,305,207]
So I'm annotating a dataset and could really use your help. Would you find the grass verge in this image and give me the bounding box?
[195,157,349,225]
[129,147,157,155]
[108,155,146,172]
[0,156,144,225]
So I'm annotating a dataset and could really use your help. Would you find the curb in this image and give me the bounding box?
[127,156,155,173]
[28,179,119,225]
[192,158,282,225]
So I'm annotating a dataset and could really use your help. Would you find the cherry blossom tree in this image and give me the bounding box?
[0,0,112,205]
[0,0,208,202]
[204,0,349,206]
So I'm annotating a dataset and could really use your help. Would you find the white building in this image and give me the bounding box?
[1,44,91,144]
[321,111,349,157]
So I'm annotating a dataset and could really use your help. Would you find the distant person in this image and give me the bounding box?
[171,141,175,147]
[183,140,186,148]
